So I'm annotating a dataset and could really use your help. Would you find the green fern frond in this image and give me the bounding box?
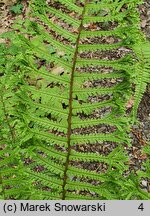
[0,0,149,200]
[132,42,150,121]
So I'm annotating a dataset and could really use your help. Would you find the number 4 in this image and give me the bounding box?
[138,203,144,211]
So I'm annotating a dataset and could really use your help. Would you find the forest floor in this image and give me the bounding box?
[0,0,150,194]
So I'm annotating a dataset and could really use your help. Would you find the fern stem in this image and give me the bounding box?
[61,1,88,200]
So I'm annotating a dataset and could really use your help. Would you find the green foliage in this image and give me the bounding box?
[0,0,150,200]
[10,3,23,15]
[132,42,150,121]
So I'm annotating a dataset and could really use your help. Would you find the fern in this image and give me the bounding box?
[132,42,150,121]
[0,0,150,200]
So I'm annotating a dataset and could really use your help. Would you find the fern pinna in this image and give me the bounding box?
[0,0,150,200]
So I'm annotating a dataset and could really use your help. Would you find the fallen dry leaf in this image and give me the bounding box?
[126,98,134,108]
[51,65,64,75]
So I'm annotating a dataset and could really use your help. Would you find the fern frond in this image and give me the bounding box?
[78,42,123,52]
[1,0,149,200]
[132,42,150,121]
[46,6,80,28]
[53,0,82,14]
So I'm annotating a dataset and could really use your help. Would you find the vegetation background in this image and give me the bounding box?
[0,0,150,198]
